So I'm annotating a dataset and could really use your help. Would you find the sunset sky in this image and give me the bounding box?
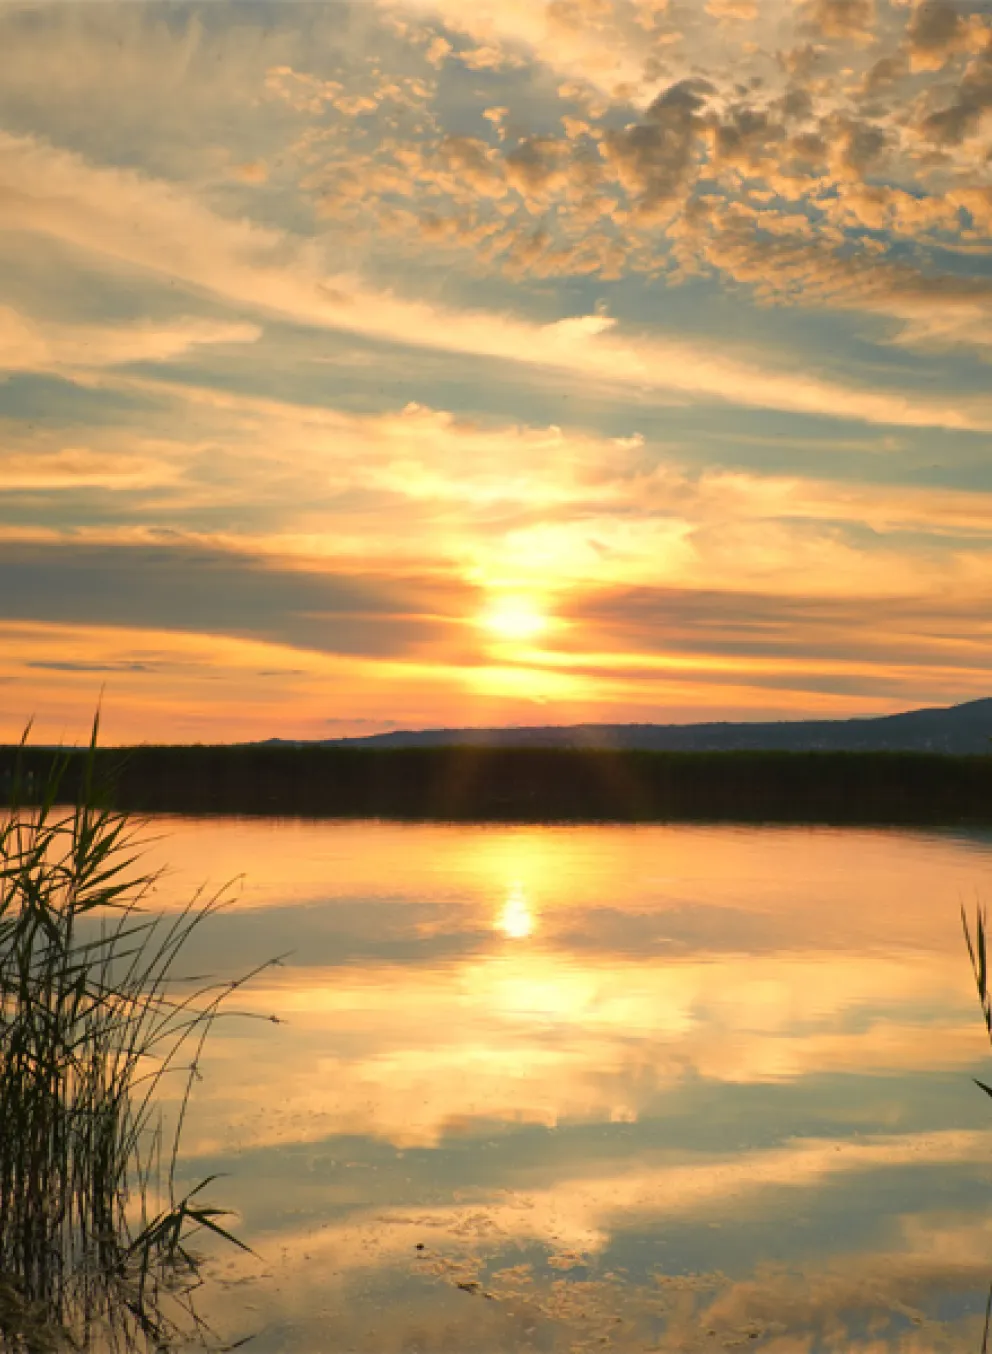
[3,0,992,743]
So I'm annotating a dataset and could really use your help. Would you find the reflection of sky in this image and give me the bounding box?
[5,1,992,740]
[137,817,992,1351]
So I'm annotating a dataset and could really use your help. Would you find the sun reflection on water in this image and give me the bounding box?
[496,881,535,939]
[133,818,992,1352]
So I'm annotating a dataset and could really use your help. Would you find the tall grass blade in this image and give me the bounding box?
[0,724,277,1351]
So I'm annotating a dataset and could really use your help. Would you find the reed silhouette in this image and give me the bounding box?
[962,903,992,1354]
[0,723,275,1351]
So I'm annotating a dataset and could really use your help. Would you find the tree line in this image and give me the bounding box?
[4,743,992,824]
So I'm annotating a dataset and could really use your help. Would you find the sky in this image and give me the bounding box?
[2,0,992,743]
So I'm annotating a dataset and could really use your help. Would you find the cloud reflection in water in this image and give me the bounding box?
[137,818,992,1352]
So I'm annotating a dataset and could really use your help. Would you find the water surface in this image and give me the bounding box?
[139,819,992,1352]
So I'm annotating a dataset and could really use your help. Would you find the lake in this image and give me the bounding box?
[137,817,992,1353]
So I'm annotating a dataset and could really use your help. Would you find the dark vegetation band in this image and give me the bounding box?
[4,745,992,824]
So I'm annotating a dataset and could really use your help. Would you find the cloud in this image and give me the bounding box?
[706,0,759,19]
[8,428,992,715]
[566,582,992,688]
[0,615,509,745]
[433,135,507,198]
[16,376,992,624]
[4,0,992,736]
[230,160,269,185]
[383,0,651,98]
[0,447,181,492]
[672,192,992,353]
[803,0,876,42]
[28,660,153,674]
[0,304,260,376]
[282,15,992,362]
[0,130,310,315]
[916,27,992,144]
[503,135,572,203]
[0,2,339,186]
[907,0,968,72]
[600,79,712,222]
[5,129,984,428]
[0,539,470,660]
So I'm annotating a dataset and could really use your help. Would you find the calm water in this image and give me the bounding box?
[138,818,992,1353]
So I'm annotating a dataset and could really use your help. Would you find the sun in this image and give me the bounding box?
[479,596,548,643]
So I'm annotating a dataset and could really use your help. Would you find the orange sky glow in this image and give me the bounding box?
[2,0,992,741]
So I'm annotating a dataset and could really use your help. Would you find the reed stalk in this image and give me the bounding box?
[0,722,275,1350]
[961,902,992,1354]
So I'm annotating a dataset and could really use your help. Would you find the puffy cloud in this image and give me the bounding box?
[827,112,889,177]
[5,131,983,428]
[277,5,992,375]
[503,135,572,203]
[917,30,992,143]
[667,189,992,354]
[803,0,877,42]
[434,134,507,197]
[907,0,967,72]
[600,79,712,221]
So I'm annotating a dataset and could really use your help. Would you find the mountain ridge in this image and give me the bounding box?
[261,697,992,756]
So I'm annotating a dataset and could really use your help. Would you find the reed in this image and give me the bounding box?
[962,903,992,1094]
[961,902,992,1354]
[0,723,274,1350]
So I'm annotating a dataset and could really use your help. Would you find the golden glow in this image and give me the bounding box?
[479,596,548,643]
[148,816,992,1201]
[496,881,535,939]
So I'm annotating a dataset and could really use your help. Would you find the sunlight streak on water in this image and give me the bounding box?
[496,880,534,939]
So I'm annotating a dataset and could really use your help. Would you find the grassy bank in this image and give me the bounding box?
[4,744,992,824]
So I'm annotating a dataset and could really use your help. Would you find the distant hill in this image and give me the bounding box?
[263,697,992,756]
